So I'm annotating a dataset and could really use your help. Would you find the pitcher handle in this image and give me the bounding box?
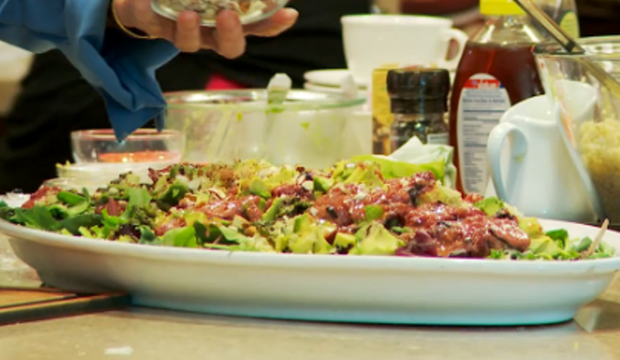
[487,122,528,202]
[438,28,469,71]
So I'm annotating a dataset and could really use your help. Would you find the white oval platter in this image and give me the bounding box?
[1,218,619,326]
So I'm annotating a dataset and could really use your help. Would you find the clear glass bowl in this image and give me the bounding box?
[71,129,185,165]
[55,163,163,187]
[51,165,160,193]
[151,0,288,27]
[534,36,620,223]
[44,176,110,193]
[163,89,368,170]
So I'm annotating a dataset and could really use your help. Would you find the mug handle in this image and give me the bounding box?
[487,122,529,202]
[438,28,469,71]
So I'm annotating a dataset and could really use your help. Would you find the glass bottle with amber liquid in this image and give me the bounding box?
[448,0,546,195]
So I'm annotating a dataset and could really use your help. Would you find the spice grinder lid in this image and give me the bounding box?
[387,68,451,114]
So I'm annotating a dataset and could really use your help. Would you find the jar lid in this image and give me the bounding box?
[387,68,451,114]
[479,0,526,16]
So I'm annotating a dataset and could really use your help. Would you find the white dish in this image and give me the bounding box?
[304,70,367,89]
[303,82,349,94]
[1,218,619,326]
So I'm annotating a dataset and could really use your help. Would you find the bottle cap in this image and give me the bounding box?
[386,68,451,115]
[480,0,526,16]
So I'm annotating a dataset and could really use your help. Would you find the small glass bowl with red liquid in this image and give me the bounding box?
[71,129,185,165]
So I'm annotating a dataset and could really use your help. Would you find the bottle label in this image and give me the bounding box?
[559,11,580,39]
[372,67,398,128]
[427,133,449,145]
[372,66,399,155]
[456,74,511,195]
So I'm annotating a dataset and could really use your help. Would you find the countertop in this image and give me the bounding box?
[3,234,620,360]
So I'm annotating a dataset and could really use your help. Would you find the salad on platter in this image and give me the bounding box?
[0,158,614,261]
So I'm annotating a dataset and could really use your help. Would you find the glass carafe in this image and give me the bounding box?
[534,0,579,38]
[534,36,620,224]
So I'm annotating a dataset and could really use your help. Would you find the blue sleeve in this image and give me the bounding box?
[0,0,180,140]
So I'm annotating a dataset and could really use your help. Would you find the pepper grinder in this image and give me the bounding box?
[386,68,451,151]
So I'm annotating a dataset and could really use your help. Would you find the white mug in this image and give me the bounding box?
[487,94,599,223]
[341,15,469,86]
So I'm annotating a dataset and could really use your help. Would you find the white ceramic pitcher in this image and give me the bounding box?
[487,95,599,223]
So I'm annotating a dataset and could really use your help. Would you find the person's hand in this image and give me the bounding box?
[112,0,298,58]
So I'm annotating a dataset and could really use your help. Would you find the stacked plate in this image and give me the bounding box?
[304,68,455,95]
[303,69,367,94]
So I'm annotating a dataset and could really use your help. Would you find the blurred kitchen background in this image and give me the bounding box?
[0,0,617,145]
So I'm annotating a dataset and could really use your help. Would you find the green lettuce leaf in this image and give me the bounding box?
[348,155,445,182]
